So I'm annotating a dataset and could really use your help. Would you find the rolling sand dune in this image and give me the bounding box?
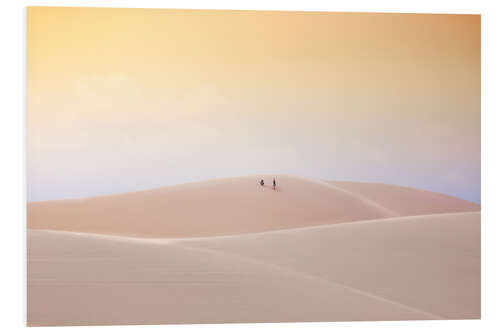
[327,181,480,216]
[181,211,480,320]
[28,229,438,326]
[27,176,481,326]
[28,175,478,238]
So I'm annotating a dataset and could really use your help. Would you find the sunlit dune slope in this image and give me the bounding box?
[327,181,480,216]
[27,211,479,326]
[182,211,480,320]
[28,175,479,238]
[27,227,436,326]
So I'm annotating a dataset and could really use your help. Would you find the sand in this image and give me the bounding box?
[327,180,480,216]
[27,175,479,238]
[27,175,480,326]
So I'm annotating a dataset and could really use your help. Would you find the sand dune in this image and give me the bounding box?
[27,176,480,326]
[27,211,479,326]
[28,175,478,238]
[181,211,481,320]
[327,181,480,216]
[28,228,438,326]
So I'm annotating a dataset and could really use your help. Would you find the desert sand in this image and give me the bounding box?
[27,175,480,326]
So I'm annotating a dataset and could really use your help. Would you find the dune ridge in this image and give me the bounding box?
[27,175,480,326]
[327,180,480,216]
[27,175,479,238]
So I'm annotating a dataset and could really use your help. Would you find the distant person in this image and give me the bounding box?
[273,177,276,190]
[260,179,264,186]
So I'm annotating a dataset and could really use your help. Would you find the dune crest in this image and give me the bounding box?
[328,181,480,216]
[27,175,480,325]
[28,211,479,326]
[27,175,479,238]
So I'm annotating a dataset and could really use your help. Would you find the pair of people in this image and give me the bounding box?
[259,178,277,190]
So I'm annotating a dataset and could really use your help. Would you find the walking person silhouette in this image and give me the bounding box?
[273,177,276,190]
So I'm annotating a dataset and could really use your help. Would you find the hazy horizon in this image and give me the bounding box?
[27,8,480,203]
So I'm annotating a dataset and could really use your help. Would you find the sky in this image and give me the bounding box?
[27,7,481,203]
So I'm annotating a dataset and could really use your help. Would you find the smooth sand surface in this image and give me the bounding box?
[28,228,437,326]
[28,175,478,238]
[328,181,480,216]
[182,212,480,320]
[27,176,481,326]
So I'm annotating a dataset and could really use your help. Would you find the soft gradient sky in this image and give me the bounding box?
[27,7,481,203]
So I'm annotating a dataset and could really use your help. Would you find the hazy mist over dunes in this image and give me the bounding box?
[27,8,480,202]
